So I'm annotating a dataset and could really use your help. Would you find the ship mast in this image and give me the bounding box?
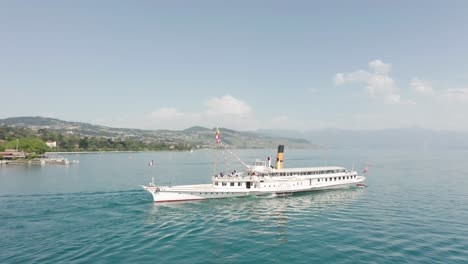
[214,127,250,174]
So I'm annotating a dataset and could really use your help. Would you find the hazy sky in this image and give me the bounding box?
[1,1,468,131]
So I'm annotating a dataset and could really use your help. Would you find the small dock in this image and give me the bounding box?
[0,157,79,166]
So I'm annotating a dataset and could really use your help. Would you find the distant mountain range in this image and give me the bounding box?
[3,116,466,150]
[258,128,468,149]
[0,117,313,149]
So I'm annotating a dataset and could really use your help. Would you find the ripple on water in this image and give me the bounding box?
[1,178,468,263]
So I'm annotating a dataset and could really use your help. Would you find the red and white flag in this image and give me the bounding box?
[215,127,221,143]
[363,167,368,174]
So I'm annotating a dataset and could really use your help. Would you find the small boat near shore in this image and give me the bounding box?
[46,157,70,165]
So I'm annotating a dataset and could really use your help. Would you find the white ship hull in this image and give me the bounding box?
[143,175,366,203]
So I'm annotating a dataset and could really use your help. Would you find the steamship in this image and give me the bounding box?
[143,145,366,203]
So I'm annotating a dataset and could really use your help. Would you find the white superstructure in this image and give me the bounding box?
[143,145,366,203]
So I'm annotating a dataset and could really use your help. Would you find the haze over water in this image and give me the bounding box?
[1,148,467,263]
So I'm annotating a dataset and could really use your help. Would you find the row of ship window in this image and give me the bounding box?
[186,192,238,195]
[248,170,347,177]
[263,176,357,188]
[214,182,242,186]
[318,175,357,182]
[214,175,357,187]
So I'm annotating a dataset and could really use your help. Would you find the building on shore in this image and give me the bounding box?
[0,149,29,159]
[46,141,57,148]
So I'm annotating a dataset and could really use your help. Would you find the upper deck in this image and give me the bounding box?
[248,160,348,175]
[213,161,355,182]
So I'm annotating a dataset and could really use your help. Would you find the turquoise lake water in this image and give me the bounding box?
[1,148,468,263]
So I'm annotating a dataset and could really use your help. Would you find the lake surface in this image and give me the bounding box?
[1,148,467,263]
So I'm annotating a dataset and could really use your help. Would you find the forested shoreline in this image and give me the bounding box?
[0,126,190,156]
